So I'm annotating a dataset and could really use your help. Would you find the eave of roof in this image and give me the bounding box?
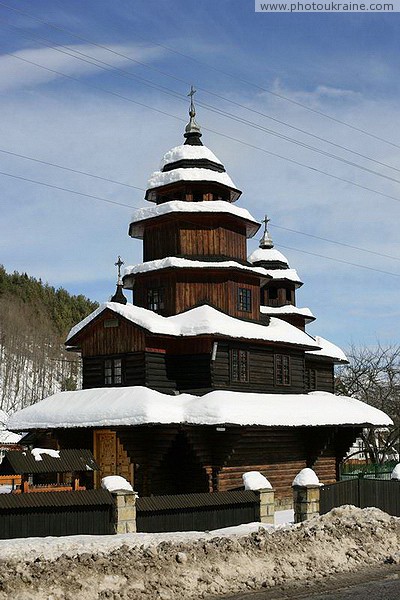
[7,387,393,431]
[66,302,320,350]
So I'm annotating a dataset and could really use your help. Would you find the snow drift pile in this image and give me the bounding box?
[0,506,399,600]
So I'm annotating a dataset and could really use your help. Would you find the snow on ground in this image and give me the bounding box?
[0,507,398,600]
[0,512,293,563]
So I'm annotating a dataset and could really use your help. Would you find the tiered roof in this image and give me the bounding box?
[8,387,392,430]
[66,302,319,349]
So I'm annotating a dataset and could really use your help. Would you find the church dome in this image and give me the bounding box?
[248,247,290,268]
[147,143,238,194]
[145,88,241,203]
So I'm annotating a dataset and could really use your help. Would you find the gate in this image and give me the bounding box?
[320,478,400,517]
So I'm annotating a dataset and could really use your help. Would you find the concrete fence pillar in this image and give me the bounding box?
[111,490,137,533]
[257,488,275,525]
[292,485,320,523]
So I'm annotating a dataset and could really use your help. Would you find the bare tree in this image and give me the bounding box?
[335,344,400,463]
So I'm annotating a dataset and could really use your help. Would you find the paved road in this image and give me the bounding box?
[222,563,400,600]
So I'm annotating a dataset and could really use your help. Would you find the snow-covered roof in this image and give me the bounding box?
[0,410,22,444]
[66,302,319,349]
[248,248,289,266]
[260,305,315,322]
[159,144,223,170]
[129,200,260,239]
[261,269,302,286]
[7,387,392,431]
[0,430,23,444]
[124,257,271,280]
[147,168,237,191]
[306,336,348,363]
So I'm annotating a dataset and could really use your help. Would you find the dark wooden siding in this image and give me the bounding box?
[145,351,176,393]
[79,311,145,357]
[83,353,146,389]
[142,214,248,262]
[134,271,260,319]
[212,342,305,393]
[166,353,212,393]
[305,358,335,392]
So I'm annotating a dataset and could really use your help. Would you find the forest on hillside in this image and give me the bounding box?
[0,266,98,418]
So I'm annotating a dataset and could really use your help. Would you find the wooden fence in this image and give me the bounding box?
[0,489,114,539]
[136,490,260,533]
[0,488,261,538]
[320,478,400,517]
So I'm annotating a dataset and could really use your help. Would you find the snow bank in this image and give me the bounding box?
[7,387,393,431]
[243,471,272,490]
[0,507,398,600]
[101,475,134,493]
[292,468,321,486]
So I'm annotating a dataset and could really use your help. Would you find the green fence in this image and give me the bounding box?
[339,462,397,481]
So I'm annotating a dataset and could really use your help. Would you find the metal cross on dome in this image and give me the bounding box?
[115,255,124,283]
[188,85,196,116]
[262,215,270,233]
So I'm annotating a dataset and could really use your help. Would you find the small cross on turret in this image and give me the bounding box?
[115,255,124,284]
[259,214,274,249]
[111,256,127,305]
[184,85,202,145]
[188,85,196,117]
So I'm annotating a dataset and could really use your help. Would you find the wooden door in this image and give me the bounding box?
[93,430,134,488]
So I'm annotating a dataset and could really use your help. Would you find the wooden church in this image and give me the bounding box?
[9,94,391,504]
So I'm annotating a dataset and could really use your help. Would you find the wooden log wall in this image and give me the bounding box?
[165,353,212,393]
[305,358,334,392]
[134,271,261,319]
[142,215,248,262]
[83,352,146,389]
[145,351,176,393]
[212,341,305,393]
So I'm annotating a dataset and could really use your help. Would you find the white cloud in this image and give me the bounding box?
[0,43,163,92]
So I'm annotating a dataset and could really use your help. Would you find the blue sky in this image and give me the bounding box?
[1,0,399,349]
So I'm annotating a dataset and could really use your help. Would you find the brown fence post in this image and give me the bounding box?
[111,490,137,533]
[292,485,320,523]
[257,488,275,525]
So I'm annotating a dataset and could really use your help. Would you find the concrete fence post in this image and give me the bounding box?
[111,489,137,534]
[257,488,275,525]
[292,484,320,523]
